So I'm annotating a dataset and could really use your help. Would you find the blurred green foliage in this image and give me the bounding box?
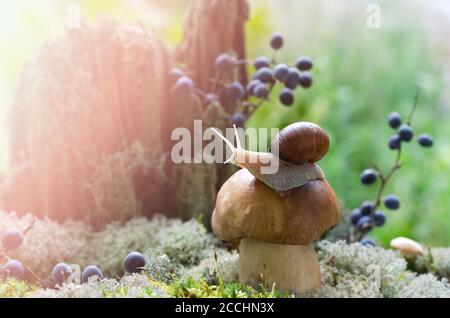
[246,0,450,247]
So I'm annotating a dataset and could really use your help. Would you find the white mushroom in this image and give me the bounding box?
[211,122,340,294]
[390,237,424,256]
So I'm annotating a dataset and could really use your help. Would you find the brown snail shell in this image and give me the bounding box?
[271,122,329,165]
[210,125,325,191]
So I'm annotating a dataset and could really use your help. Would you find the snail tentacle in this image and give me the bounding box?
[210,127,236,164]
[233,124,242,149]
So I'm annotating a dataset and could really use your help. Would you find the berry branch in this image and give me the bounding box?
[22,217,36,236]
[407,87,420,125]
[1,218,46,288]
[372,135,403,210]
[349,88,434,245]
[25,263,47,289]
[169,33,314,129]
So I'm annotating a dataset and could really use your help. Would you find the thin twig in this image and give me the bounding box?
[246,82,276,117]
[209,78,229,87]
[23,217,37,235]
[1,252,11,261]
[373,147,402,209]
[271,50,277,65]
[194,87,206,98]
[407,87,420,125]
[24,264,46,289]
[234,59,250,66]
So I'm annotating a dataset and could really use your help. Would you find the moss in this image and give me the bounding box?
[149,218,218,266]
[2,212,450,298]
[167,276,288,298]
[316,240,406,297]
[146,254,178,284]
[412,247,450,280]
[29,274,168,298]
[0,212,219,282]
[394,274,450,298]
[0,279,34,298]
[5,21,171,226]
[181,250,239,285]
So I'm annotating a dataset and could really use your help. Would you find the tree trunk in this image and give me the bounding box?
[169,0,249,227]
[1,0,249,229]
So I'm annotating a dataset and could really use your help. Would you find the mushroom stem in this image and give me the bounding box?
[238,238,321,294]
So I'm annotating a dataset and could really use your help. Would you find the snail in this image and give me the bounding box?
[211,121,340,294]
[210,122,329,191]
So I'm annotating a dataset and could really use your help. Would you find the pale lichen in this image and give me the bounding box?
[2,211,450,298]
[394,274,450,298]
[29,274,168,298]
[181,250,239,285]
[412,247,450,280]
[316,240,406,297]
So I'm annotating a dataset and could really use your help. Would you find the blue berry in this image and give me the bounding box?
[388,112,402,129]
[246,79,262,96]
[360,201,374,215]
[360,238,377,247]
[417,134,433,148]
[82,265,103,283]
[124,251,146,273]
[373,211,386,226]
[398,124,413,142]
[356,216,373,231]
[350,209,362,225]
[388,134,401,150]
[2,228,23,250]
[384,194,400,210]
[279,88,294,106]
[273,64,289,81]
[283,68,301,89]
[173,76,194,96]
[270,33,284,50]
[204,93,219,106]
[4,260,25,279]
[214,53,233,72]
[168,68,183,85]
[231,113,246,128]
[296,56,313,71]
[253,56,271,70]
[254,84,269,99]
[227,82,245,100]
[253,67,273,83]
[360,169,378,185]
[299,72,313,88]
[52,263,73,286]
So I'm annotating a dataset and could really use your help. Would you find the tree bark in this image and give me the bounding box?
[1,0,249,229]
[170,0,249,227]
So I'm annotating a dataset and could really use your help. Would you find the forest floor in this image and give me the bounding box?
[1,212,450,298]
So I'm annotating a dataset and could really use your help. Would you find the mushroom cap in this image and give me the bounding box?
[390,237,424,256]
[212,169,340,245]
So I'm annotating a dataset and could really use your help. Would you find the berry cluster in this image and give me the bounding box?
[349,90,434,245]
[169,33,314,128]
[49,251,146,286]
[1,222,147,287]
[0,220,44,285]
[50,251,145,286]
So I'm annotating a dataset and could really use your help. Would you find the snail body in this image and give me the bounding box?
[211,122,328,191]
